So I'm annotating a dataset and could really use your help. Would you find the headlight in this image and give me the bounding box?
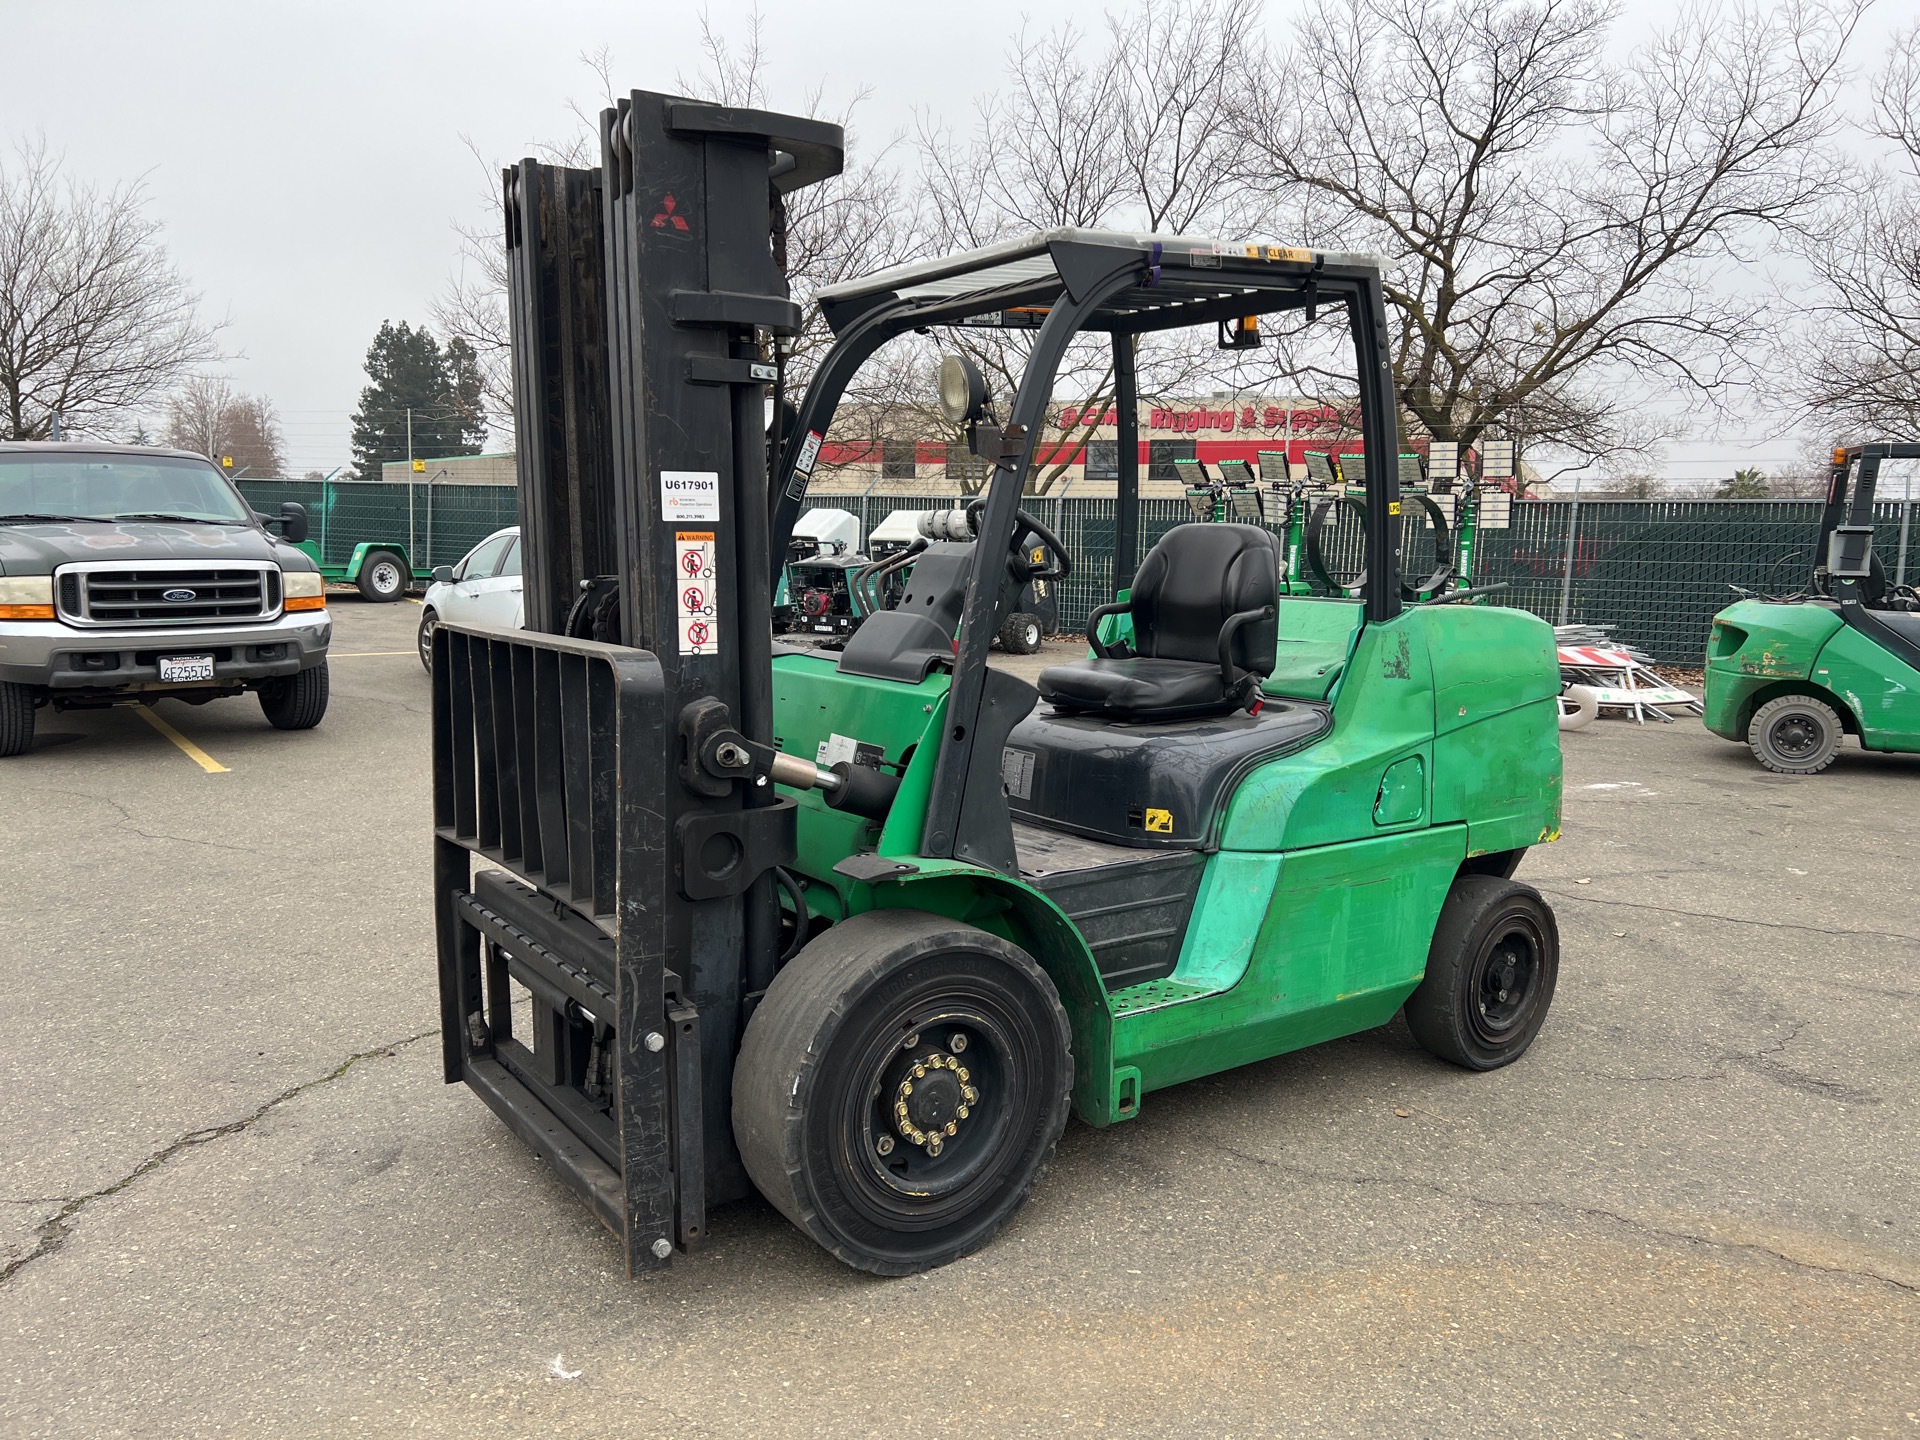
[282,570,326,611]
[0,575,55,620]
[937,354,988,424]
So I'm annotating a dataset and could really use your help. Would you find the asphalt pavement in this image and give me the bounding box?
[2,601,1916,1438]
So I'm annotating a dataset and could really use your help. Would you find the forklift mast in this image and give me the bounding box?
[434,92,843,1272]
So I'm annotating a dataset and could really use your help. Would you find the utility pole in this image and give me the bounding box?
[1898,465,1913,588]
[49,411,62,441]
[406,408,416,560]
[1557,468,1584,626]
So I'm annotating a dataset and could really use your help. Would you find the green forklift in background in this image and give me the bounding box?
[431,91,1566,1278]
[1705,442,1920,773]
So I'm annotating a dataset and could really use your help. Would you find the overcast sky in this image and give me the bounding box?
[3,0,1908,488]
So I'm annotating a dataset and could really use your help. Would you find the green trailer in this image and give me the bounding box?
[236,476,519,601]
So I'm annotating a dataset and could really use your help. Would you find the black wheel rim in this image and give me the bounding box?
[1767,712,1822,759]
[832,972,1045,1231]
[1466,913,1547,1049]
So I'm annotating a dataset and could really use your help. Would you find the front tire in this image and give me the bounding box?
[259,662,330,730]
[1406,876,1559,1070]
[0,681,37,757]
[733,909,1073,1275]
[998,612,1044,655]
[356,550,407,603]
[1747,694,1842,774]
[417,607,438,673]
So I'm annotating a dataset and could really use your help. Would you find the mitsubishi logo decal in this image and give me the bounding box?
[651,193,690,231]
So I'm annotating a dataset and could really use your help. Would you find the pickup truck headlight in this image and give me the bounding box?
[0,575,55,620]
[283,570,326,612]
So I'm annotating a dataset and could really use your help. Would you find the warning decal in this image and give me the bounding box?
[786,429,824,499]
[675,531,719,656]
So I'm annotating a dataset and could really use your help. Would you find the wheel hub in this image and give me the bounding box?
[891,1051,978,1157]
[1476,938,1533,1031]
[1771,716,1817,756]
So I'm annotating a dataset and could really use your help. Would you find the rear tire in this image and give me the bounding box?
[417,608,438,674]
[733,908,1073,1275]
[1406,876,1559,1070]
[1557,684,1598,731]
[998,612,1044,655]
[1747,694,1841,774]
[259,662,330,730]
[356,550,407,603]
[0,682,37,757]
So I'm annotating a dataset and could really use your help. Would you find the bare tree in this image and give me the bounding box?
[430,49,617,440]
[1233,0,1865,471]
[165,375,286,476]
[0,138,220,441]
[433,24,920,448]
[914,0,1262,491]
[1792,24,1920,431]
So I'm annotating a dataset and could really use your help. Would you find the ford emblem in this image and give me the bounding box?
[162,588,197,602]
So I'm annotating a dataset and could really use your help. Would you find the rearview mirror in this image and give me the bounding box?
[279,502,309,544]
[432,565,455,584]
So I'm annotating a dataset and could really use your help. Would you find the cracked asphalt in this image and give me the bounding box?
[3,603,1916,1438]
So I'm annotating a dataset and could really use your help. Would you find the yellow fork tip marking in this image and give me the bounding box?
[132,705,229,773]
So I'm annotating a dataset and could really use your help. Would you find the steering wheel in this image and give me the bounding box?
[964,498,1074,584]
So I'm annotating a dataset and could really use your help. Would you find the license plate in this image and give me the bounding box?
[158,654,215,683]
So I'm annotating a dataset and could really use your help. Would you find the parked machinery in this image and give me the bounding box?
[777,508,866,637]
[433,93,1565,1277]
[1704,441,1920,773]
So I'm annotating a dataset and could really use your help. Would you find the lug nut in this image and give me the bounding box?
[948,1033,969,1053]
[926,1136,943,1157]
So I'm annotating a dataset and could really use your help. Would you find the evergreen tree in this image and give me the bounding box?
[350,321,488,480]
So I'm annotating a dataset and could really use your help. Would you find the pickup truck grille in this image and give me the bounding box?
[55,563,281,627]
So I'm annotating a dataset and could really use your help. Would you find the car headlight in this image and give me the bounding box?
[282,570,327,611]
[0,575,55,620]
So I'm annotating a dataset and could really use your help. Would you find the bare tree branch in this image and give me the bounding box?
[1233,0,1864,465]
[0,137,221,440]
[1789,23,1920,431]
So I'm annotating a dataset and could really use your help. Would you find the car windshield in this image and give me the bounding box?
[0,454,255,526]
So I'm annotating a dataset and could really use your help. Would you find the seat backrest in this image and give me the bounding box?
[1130,523,1279,675]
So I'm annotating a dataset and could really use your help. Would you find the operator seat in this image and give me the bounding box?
[1038,523,1279,720]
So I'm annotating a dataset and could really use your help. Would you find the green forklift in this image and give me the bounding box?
[432,91,1565,1277]
[1704,442,1920,773]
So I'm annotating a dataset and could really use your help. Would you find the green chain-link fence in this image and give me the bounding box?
[800,494,1919,665]
[237,478,519,573]
[239,477,1915,664]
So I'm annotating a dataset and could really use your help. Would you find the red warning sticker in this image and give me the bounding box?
[675,531,718,656]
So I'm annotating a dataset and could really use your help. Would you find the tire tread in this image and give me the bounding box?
[734,908,1071,1275]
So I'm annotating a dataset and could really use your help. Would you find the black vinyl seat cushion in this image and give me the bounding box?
[1038,522,1279,721]
[1036,656,1240,716]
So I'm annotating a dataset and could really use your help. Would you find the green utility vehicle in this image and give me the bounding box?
[1704,442,1920,773]
[432,95,1565,1279]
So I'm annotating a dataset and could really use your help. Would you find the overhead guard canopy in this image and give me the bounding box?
[813,227,1388,336]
